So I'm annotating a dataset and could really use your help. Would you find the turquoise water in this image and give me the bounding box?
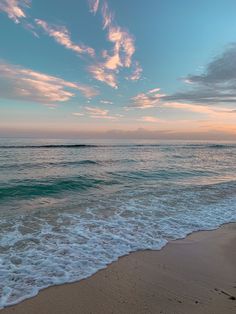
[0,139,236,308]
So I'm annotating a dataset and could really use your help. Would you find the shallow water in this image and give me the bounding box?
[0,138,236,308]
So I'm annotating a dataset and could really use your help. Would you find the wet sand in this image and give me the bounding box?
[2,223,236,314]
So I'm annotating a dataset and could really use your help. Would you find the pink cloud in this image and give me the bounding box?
[141,116,162,123]
[163,102,236,118]
[92,115,119,119]
[148,88,161,94]
[105,26,135,70]
[128,61,143,81]
[0,62,98,104]
[88,0,100,14]
[104,51,121,70]
[76,84,99,98]
[101,0,113,29]
[131,88,165,109]
[85,106,121,119]
[85,106,108,116]
[87,0,142,87]
[88,64,118,88]
[35,19,95,57]
[0,0,30,23]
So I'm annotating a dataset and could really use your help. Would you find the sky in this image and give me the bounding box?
[0,0,236,139]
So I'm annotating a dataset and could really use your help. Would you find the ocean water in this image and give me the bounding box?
[0,138,236,308]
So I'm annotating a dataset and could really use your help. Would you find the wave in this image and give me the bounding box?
[0,143,235,149]
[0,144,98,149]
[0,169,230,202]
[0,159,98,170]
[0,176,117,201]
[181,144,236,149]
[109,168,217,180]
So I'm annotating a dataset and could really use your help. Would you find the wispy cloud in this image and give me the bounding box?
[91,115,121,119]
[0,61,98,104]
[148,88,161,94]
[88,0,141,87]
[128,61,143,81]
[72,112,84,117]
[164,102,236,119]
[88,64,117,88]
[70,83,98,98]
[105,26,135,69]
[101,0,113,29]
[35,19,95,57]
[101,1,136,73]
[141,116,162,123]
[85,106,121,119]
[100,100,113,104]
[0,0,30,23]
[0,1,39,37]
[131,88,165,109]
[85,106,108,116]
[163,43,236,105]
[88,0,100,14]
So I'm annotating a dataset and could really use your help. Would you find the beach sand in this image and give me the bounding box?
[2,223,236,314]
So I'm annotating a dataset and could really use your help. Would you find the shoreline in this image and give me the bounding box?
[2,222,236,314]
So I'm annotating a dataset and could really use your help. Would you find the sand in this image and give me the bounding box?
[2,223,236,314]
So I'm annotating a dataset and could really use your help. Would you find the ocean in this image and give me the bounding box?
[0,138,236,308]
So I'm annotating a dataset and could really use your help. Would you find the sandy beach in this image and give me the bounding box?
[1,223,235,314]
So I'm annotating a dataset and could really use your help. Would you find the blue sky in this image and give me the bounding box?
[0,0,236,139]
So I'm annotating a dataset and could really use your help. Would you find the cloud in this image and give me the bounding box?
[88,24,137,87]
[72,112,84,117]
[130,85,236,125]
[148,88,161,94]
[0,61,98,104]
[100,100,113,104]
[131,88,165,109]
[101,3,136,72]
[0,1,38,37]
[129,86,236,126]
[74,84,98,98]
[162,102,215,115]
[91,115,120,119]
[23,21,40,37]
[88,64,117,88]
[164,102,236,122]
[128,62,143,81]
[35,19,95,57]
[88,0,99,14]
[187,44,236,84]
[101,0,113,29]
[141,116,162,123]
[88,0,142,87]
[85,106,121,119]
[0,0,30,23]
[164,44,236,105]
[105,26,135,69]
[85,106,108,116]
